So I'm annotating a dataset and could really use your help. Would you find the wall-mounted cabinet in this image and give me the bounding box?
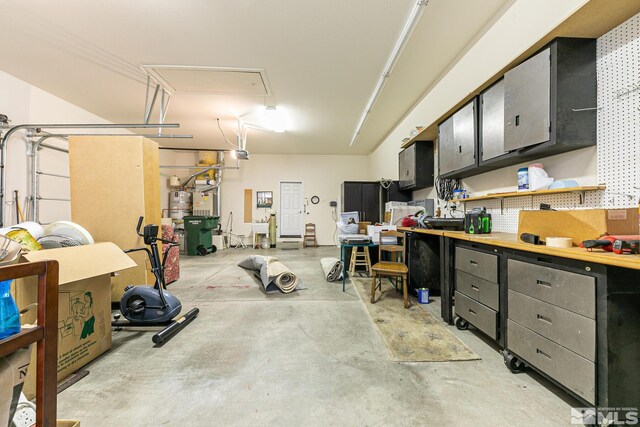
[438,98,478,178]
[479,79,507,162]
[479,37,597,170]
[438,37,596,178]
[398,140,434,190]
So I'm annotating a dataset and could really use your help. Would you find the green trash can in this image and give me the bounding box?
[183,216,220,256]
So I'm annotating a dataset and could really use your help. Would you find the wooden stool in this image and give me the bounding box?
[349,246,371,275]
[303,223,318,248]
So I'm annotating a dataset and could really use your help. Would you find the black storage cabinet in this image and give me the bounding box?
[341,181,381,223]
[479,37,596,170]
[440,37,596,178]
[398,141,434,190]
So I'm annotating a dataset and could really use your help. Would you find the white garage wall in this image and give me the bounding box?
[221,154,370,246]
[160,151,370,246]
[0,70,116,226]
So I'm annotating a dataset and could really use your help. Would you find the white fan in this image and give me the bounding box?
[43,221,94,245]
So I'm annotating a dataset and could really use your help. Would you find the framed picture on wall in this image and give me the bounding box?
[256,191,273,208]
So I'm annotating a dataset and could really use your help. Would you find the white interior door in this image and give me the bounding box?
[280,181,304,237]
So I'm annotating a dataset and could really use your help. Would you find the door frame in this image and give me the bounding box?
[279,180,304,238]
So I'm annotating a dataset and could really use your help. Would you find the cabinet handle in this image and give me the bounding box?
[471,285,479,291]
[468,309,477,316]
[458,145,462,153]
[470,260,478,266]
[536,314,552,324]
[536,348,551,360]
[536,279,552,288]
[515,115,520,126]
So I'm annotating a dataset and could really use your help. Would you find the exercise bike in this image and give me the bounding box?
[113,216,199,344]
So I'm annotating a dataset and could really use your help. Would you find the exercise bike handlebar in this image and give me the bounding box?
[136,216,144,236]
[124,247,153,258]
[136,216,178,245]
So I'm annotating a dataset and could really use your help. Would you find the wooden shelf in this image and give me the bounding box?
[452,185,605,203]
[0,327,44,358]
[0,260,59,426]
[400,128,429,149]
[451,185,606,214]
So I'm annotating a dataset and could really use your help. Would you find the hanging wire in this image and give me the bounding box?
[217,118,238,150]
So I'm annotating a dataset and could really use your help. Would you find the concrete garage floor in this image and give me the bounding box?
[58,247,580,426]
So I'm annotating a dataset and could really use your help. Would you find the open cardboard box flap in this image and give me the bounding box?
[21,242,136,284]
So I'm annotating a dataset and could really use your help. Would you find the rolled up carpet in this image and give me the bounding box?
[321,257,342,282]
[238,255,301,293]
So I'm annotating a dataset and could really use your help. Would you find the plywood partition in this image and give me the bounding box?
[68,135,161,301]
[517,209,639,245]
[244,189,252,223]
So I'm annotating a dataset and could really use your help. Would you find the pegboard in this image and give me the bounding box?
[450,13,640,233]
[457,190,605,233]
[596,12,640,209]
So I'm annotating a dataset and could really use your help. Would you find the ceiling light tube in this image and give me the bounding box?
[349,2,427,147]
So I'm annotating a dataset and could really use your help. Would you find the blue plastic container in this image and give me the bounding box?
[517,167,529,191]
[417,288,430,304]
[0,280,21,340]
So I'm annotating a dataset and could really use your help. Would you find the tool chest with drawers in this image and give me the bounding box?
[453,242,505,347]
[450,240,640,407]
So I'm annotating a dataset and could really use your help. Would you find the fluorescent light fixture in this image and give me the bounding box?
[349,2,427,147]
[265,106,286,133]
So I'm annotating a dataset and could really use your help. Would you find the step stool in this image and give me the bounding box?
[349,246,371,276]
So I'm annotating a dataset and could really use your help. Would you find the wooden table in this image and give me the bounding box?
[398,228,640,270]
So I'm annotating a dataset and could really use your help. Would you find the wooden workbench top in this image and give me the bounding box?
[398,227,640,270]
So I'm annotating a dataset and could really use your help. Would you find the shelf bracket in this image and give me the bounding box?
[577,191,585,205]
[500,198,504,215]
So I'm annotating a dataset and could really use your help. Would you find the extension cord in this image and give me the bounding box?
[12,393,36,427]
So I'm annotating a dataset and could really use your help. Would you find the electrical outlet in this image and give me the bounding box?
[12,393,36,427]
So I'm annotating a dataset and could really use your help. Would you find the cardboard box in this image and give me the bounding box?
[517,208,639,245]
[68,135,161,301]
[13,243,135,398]
[357,222,371,234]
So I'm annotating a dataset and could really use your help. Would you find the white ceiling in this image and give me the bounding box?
[0,0,510,155]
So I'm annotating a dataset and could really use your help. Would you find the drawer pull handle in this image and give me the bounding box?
[468,309,477,316]
[470,260,478,266]
[536,348,551,360]
[536,279,552,288]
[471,285,479,291]
[537,314,552,324]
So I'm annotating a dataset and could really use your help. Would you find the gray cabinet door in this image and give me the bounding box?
[452,101,476,170]
[438,115,455,175]
[438,100,476,175]
[399,145,415,189]
[481,79,506,161]
[504,47,551,151]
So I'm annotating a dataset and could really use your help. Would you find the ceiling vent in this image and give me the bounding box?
[141,65,271,95]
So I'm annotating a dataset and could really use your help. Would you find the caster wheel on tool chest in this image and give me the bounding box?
[455,317,469,330]
[503,351,526,373]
